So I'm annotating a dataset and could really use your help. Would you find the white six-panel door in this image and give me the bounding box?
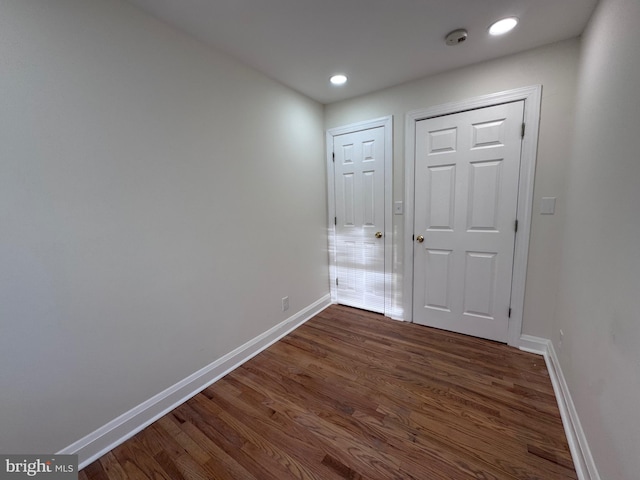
[413,101,524,342]
[334,127,386,313]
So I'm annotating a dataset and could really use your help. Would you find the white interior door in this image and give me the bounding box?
[334,127,385,313]
[412,101,524,342]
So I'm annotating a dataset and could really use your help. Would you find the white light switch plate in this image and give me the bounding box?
[541,197,556,215]
[394,201,403,215]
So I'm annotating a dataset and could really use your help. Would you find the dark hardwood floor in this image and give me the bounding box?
[80,305,576,479]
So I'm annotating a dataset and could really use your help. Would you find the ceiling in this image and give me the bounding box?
[125,0,598,104]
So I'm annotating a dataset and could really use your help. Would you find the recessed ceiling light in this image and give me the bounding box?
[330,74,347,86]
[489,17,519,36]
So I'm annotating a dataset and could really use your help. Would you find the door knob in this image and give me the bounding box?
[375,231,383,238]
[416,235,424,243]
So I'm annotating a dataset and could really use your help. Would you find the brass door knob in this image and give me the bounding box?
[416,235,424,243]
[375,231,383,238]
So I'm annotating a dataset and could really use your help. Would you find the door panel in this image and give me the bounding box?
[427,165,456,230]
[463,251,497,318]
[467,159,502,231]
[334,127,385,313]
[423,248,453,311]
[413,101,524,342]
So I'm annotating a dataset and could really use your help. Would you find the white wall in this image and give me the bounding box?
[325,39,581,338]
[0,0,328,454]
[555,0,640,477]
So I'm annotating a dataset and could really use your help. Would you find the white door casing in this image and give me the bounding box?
[404,86,542,346]
[326,117,394,317]
[412,101,524,342]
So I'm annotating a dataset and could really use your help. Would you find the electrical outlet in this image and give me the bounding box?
[282,296,289,312]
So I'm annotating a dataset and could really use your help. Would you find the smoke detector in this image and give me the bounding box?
[445,29,468,46]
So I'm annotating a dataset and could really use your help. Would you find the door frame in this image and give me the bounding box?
[326,116,394,317]
[403,86,542,346]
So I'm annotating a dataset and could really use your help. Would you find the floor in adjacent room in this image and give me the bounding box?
[80,304,576,479]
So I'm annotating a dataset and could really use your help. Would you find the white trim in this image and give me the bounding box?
[326,116,395,317]
[518,334,549,355]
[519,335,601,480]
[59,294,332,469]
[403,85,542,346]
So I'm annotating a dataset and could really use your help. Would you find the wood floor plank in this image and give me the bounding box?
[230,366,416,479]
[312,311,553,391]
[300,319,560,420]
[282,326,569,459]
[289,315,569,443]
[178,420,257,480]
[112,439,172,480]
[204,381,347,480]
[258,332,573,479]
[81,305,576,479]
[97,452,128,480]
[83,460,111,480]
[174,401,286,480]
[220,374,376,479]
[192,392,330,480]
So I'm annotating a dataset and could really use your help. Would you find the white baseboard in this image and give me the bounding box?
[59,294,332,469]
[519,335,601,480]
